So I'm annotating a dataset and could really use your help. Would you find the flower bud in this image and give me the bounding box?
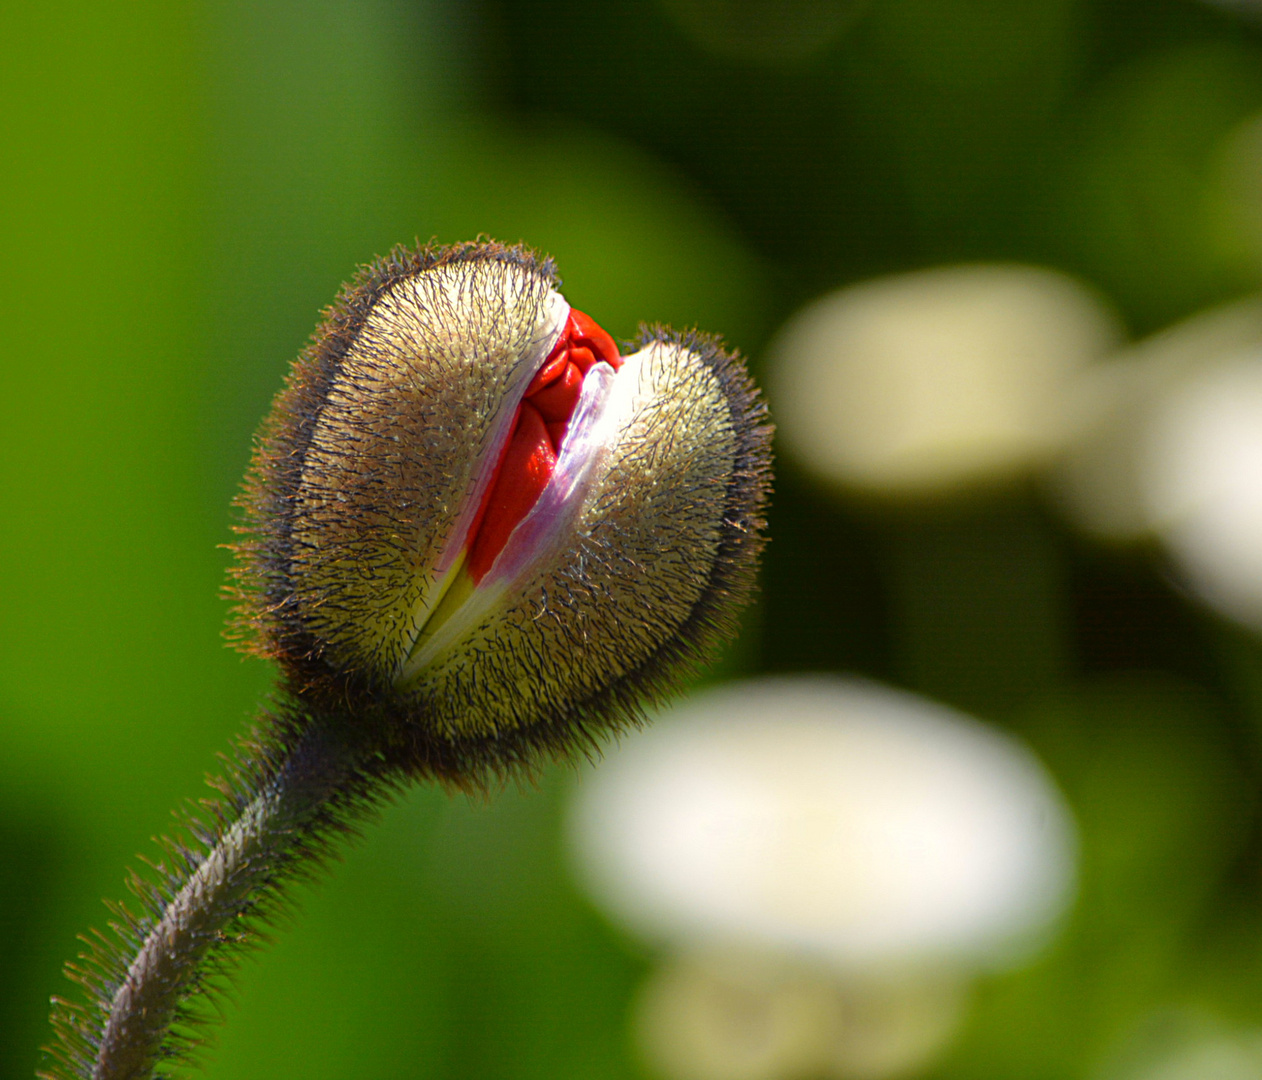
[232,241,772,776]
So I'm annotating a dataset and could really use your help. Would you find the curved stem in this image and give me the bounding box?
[76,711,388,1080]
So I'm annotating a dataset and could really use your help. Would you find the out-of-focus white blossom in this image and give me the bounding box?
[1053,298,1262,542]
[769,264,1121,497]
[633,947,968,1080]
[1139,350,1262,630]
[570,676,1076,1080]
[570,675,1076,970]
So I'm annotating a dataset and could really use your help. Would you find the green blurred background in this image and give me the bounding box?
[7,1,1262,1077]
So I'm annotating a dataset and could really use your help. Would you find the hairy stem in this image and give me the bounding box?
[47,709,392,1080]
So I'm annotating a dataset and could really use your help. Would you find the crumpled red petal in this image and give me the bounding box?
[466,309,623,583]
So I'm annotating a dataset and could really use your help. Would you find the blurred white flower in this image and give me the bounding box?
[768,264,1121,497]
[570,675,1076,971]
[1139,349,1262,630]
[633,947,968,1080]
[1053,298,1262,542]
[570,676,1076,1080]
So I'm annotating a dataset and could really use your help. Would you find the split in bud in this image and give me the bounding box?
[466,308,624,584]
[233,240,773,779]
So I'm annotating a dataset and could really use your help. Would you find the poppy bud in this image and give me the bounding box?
[44,241,771,1080]
[232,240,772,778]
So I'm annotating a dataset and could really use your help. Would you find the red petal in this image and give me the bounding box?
[567,346,597,376]
[463,308,623,584]
[466,402,556,583]
[524,351,568,396]
[530,361,584,423]
[545,419,568,448]
[569,310,622,370]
